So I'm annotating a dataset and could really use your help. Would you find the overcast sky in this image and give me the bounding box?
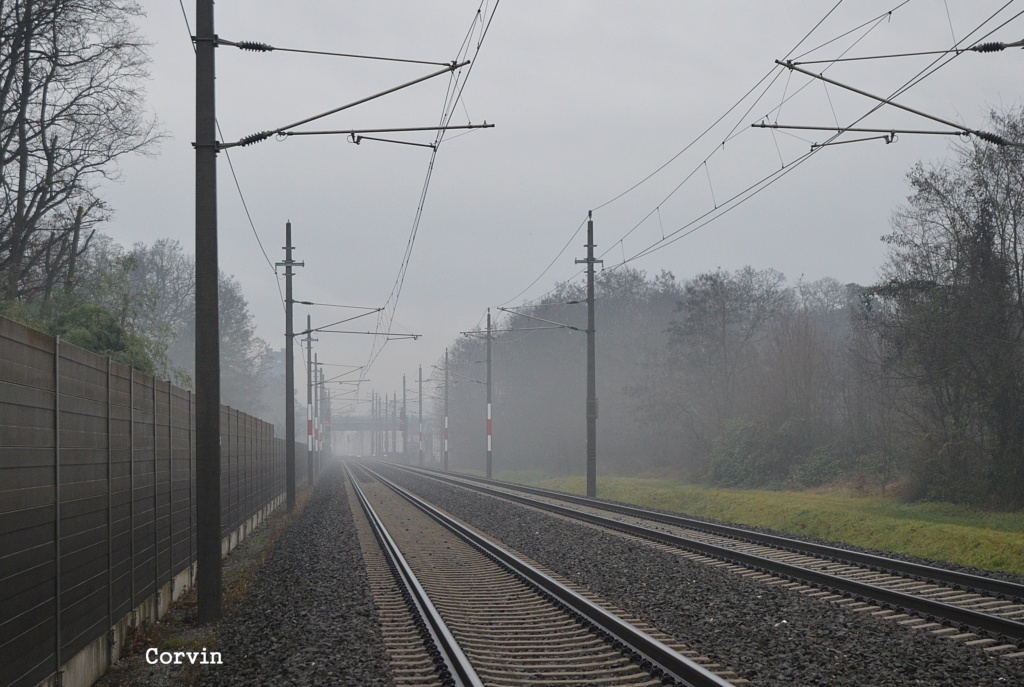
[100,1,1022,416]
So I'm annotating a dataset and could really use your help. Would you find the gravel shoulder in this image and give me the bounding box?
[95,464,392,687]
[197,464,392,687]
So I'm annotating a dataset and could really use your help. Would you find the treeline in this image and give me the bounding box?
[444,269,865,488]
[442,110,1024,509]
[0,2,281,421]
[1,236,276,418]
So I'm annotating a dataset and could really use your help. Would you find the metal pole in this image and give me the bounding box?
[318,365,325,468]
[195,0,222,623]
[444,348,449,472]
[585,212,598,497]
[323,378,331,461]
[402,373,407,459]
[278,221,302,512]
[486,308,492,480]
[305,315,313,484]
[152,382,158,598]
[322,370,326,464]
[418,364,423,466]
[187,389,193,580]
[167,383,173,586]
[54,337,61,680]
[106,358,112,661]
[129,371,136,611]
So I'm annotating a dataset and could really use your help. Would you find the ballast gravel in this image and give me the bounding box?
[379,464,1024,687]
[198,464,392,687]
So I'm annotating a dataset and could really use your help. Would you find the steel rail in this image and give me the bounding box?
[359,463,736,687]
[345,464,483,687]
[384,463,1024,641]
[395,463,1024,601]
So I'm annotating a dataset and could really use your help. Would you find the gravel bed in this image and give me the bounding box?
[199,464,392,687]
[380,465,1024,687]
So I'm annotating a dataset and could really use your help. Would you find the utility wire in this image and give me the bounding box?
[361,1,500,381]
[779,59,1023,146]
[623,148,819,265]
[485,1,987,362]
[498,1,897,311]
[178,0,285,313]
[367,13,491,351]
[791,1,912,61]
[227,62,469,148]
[299,301,379,309]
[791,2,1022,155]
[887,5,1022,102]
[726,5,898,146]
[591,0,851,214]
[945,0,958,44]
[611,2,1016,264]
[527,1,961,300]
[221,130,276,273]
[219,38,451,66]
[608,2,1022,271]
[498,216,588,307]
[767,4,1021,144]
[790,39,1024,64]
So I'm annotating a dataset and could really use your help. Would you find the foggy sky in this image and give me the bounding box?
[100,1,1023,416]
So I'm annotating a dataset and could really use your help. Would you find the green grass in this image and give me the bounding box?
[505,474,1024,576]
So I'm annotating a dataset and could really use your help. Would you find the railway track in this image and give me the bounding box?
[345,462,746,687]
[381,462,1024,657]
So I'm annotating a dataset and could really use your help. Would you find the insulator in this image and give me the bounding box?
[975,130,1008,145]
[238,131,272,147]
[237,41,274,52]
[971,42,1005,52]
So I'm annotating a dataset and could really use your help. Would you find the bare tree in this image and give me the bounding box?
[667,266,792,437]
[865,108,1024,506]
[0,0,159,301]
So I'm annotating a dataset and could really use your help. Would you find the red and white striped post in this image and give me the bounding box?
[443,348,449,471]
[305,315,314,483]
[306,405,312,453]
[418,364,423,466]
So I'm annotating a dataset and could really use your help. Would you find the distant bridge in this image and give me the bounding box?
[332,415,434,432]
[332,415,375,432]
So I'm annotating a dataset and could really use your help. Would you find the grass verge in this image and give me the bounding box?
[507,474,1024,576]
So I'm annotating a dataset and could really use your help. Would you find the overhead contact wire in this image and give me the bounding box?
[495,1,893,308]
[498,216,588,307]
[362,1,500,381]
[592,3,901,269]
[613,2,1021,271]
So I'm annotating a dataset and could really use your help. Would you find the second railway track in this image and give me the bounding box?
[380,462,1024,656]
